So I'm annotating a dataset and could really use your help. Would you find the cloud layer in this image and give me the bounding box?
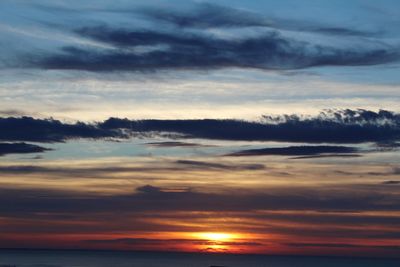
[1,110,399,145]
[35,26,398,72]
[1,183,399,216]
[97,109,400,143]
[13,3,398,72]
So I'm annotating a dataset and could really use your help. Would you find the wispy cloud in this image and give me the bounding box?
[140,3,381,37]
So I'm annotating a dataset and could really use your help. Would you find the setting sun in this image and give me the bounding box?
[1,0,399,265]
[197,232,235,242]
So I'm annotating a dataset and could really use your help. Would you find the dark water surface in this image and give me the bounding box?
[0,249,399,267]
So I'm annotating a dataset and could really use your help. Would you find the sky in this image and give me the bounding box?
[1,0,400,258]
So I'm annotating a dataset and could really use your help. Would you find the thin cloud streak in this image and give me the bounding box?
[226,145,358,157]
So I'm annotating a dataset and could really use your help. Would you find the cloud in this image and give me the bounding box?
[2,109,400,144]
[0,159,266,176]
[99,109,400,144]
[0,109,28,117]
[0,142,50,156]
[249,210,400,227]
[0,116,122,142]
[23,3,398,73]
[336,166,400,177]
[1,183,399,252]
[84,237,262,247]
[284,242,400,250]
[382,181,400,185]
[3,2,397,74]
[313,27,378,36]
[367,167,400,176]
[290,154,362,159]
[140,3,378,37]
[146,141,212,147]
[175,160,265,171]
[138,3,270,29]
[226,145,358,157]
[1,184,399,217]
[0,165,182,176]
[0,161,265,178]
[0,160,266,176]
[33,26,398,72]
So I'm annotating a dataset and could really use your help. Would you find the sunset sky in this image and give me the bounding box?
[1,0,400,258]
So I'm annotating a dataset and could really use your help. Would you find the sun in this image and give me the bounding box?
[191,232,240,253]
[195,232,235,242]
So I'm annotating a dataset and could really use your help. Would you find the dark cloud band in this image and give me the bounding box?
[1,183,400,218]
[21,3,398,72]
[34,28,398,72]
[1,110,400,145]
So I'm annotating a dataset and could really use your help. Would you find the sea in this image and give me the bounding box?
[0,249,399,267]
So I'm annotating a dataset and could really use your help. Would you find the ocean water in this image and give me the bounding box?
[0,249,399,267]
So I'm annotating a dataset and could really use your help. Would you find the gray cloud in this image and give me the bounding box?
[33,27,398,72]
[140,3,379,37]
[1,184,399,216]
[226,145,358,157]
[17,3,397,73]
[138,3,270,29]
